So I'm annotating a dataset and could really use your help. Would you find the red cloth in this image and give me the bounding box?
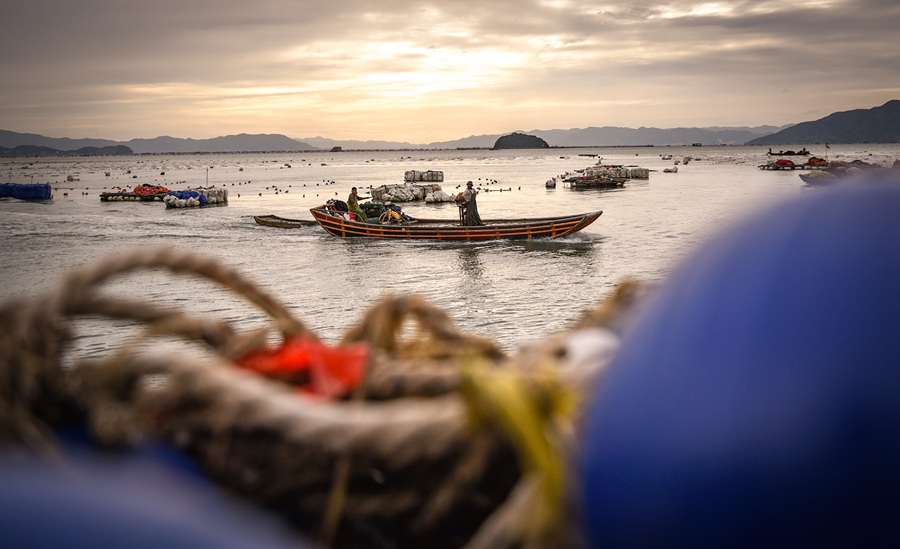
[237,337,368,398]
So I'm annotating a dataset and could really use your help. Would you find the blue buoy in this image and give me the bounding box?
[580,177,900,547]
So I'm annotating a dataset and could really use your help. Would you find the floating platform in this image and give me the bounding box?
[758,163,816,171]
[563,177,627,189]
[100,192,167,202]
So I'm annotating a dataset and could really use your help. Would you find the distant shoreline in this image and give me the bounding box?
[0,143,745,158]
[5,141,892,159]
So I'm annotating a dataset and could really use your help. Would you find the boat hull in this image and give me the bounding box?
[254,214,318,228]
[310,207,602,241]
[798,173,838,185]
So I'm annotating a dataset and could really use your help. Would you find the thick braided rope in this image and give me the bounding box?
[1,249,635,548]
[79,352,471,466]
[341,294,504,361]
[1,248,310,451]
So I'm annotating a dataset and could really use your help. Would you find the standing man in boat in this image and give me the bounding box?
[458,181,484,226]
[347,187,369,223]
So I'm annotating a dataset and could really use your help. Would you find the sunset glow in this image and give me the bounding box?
[0,0,895,142]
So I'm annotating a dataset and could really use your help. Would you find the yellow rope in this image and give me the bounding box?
[459,358,576,540]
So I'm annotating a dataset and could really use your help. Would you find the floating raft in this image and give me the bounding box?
[758,163,814,171]
[101,184,171,202]
[0,183,52,200]
[559,164,645,190]
[100,192,167,202]
[564,176,626,189]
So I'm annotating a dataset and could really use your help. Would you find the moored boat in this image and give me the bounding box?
[254,214,318,228]
[310,206,602,241]
[799,171,839,185]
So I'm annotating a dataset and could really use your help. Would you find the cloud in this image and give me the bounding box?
[1,0,897,141]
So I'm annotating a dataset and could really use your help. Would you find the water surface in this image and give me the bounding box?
[2,144,894,355]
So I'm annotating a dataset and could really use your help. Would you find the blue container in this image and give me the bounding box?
[0,183,52,200]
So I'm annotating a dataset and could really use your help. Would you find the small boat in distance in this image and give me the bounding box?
[767,147,811,156]
[254,214,318,228]
[309,206,602,241]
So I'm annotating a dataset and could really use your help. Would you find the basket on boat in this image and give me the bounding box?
[0,249,642,548]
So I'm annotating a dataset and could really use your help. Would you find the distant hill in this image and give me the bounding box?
[125,133,318,153]
[0,144,133,157]
[493,132,549,149]
[0,130,121,151]
[299,136,418,150]
[0,131,318,154]
[746,100,900,145]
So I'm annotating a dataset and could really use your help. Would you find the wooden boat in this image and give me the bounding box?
[310,206,602,241]
[798,171,839,185]
[254,214,318,228]
[767,147,811,156]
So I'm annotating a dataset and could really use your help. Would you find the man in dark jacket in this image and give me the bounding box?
[458,181,484,226]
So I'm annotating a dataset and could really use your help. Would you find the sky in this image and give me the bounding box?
[1,0,898,144]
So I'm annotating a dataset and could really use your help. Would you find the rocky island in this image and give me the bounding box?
[492,132,550,150]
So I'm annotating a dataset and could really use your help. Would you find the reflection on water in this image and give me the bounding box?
[447,237,600,284]
[456,246,485,280]
[507,237,599,257]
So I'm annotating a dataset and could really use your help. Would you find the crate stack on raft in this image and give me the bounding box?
[0,248,643,549]
[164,186,228,208]
[565,165,649,189]
[371,170,453,203]
[404,170,444,183]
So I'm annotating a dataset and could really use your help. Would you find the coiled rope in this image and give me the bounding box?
[0,248,642,548]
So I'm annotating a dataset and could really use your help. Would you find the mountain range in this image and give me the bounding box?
[1,100,896,155]
[297,125,785,150]
[0,131,315,155]
[746,100,900,145]
[0,126,784,155]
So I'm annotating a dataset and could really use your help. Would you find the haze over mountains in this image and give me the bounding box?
[1,100,896,155]
[298,125,785,151]
[0,126,780,155]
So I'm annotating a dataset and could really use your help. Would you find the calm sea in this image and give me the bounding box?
[2,144,896,357]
